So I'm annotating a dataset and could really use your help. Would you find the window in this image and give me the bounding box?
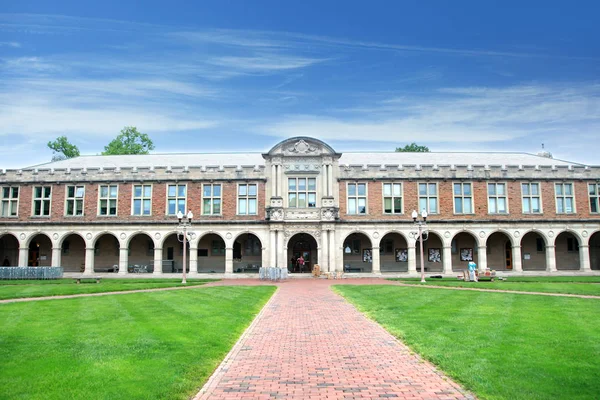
[590,184,600,213]
[65,185,85,216]
[453,183,473,214]
[418,183,438,214]
[167,184,186,215]
[238,183,257,215]
[132,184,152,216]
[33,186,52,216]
[288,178,317,208]
[98,185,118,216]
[383,183,402,214]
[212,240,225,255]
[1,186,19,217]
[202,184,222,215]
[521,183,541,214]
[555,183,575,214]
[347,183,367,214]
[488,183,507,214]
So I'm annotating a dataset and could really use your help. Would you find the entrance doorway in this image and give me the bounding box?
[505,241,513,270]
[287,233,318,273]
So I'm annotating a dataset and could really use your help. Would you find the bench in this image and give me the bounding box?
[73,276,102,284]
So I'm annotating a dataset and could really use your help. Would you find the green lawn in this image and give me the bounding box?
[0,279,217,300]
[335,285,600,400]
[0,286,275,400]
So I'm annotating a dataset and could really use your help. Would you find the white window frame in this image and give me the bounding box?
[288,177,317,208]
[98,184,118,216]
[590,183,600,214]
[347,182,367,215]
[65,185,85,216]
[32,185,52,217]
[382,182,403,214]
[418,182,439,214]
[166,184,187,215]
[521,182,542,214]
[453,182,474,214]
[555,182,575,214]
[132,184,152,216]
[1,186,19,217]
[487,182,508,214]
[237,183,258,215]
[202,183,222,215]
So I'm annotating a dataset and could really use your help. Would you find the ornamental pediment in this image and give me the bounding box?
[263,137,340,160]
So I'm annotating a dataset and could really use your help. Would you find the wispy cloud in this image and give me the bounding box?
[0,41,20,47]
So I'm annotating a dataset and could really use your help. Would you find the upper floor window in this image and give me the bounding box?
[347,183,367,214]
[1,186,19,217]
[590,184,600,213]
[202,184,222,215]
[33,186,52,216]
[238,183,257,215]
[288,178,316,208]
[555,183,575,214]
[418,183,438,214]
[521,183,541,214]
[65,185,85,216]
[453,182,473,214]
[167,184,186,215]
[488,183,507,214]
[98,185,118,216]
[132,184,152,216]
[383,183,402,214]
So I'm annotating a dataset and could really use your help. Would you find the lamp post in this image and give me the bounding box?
[176,210,193,284]
[412,209,428,283]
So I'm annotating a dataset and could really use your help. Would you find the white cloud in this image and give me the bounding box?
[0,41,20,47]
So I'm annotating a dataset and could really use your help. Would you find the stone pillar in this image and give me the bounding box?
[153,247,163,275]
[371,246,380,274]
[278,233,286,270]
[408,243,417,274]
[579,245,591,272]
[276,165,282,197]
[118,247,128,275]
[328,164,333,197]
[443,246,453,274]
[546,245,557,272]
[477,245,488,271]
[51,247,61,267]
[225,247,233,274]
[271,165,277,196]
[512,245,523,272]
[84,247,95,275]
[329,231,337,272]
[270,230,276,268]
[18,247,28,267]
[189,246,198,274]
[320,228,329,273]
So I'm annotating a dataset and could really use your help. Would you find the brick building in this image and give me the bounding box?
[1,137,599,276]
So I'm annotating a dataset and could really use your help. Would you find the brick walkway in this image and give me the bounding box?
[195,280,474,399]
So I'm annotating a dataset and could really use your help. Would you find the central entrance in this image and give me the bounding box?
[287,233,318,273]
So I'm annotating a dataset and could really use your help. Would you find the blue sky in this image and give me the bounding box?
[1,0,599,168]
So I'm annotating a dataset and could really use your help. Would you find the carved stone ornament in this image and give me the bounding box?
[86,233,93,240]
[513,231,520,238]
[548,230,554,237]
[321,208,338,221]
[479,231,486,238]
[444,231,451,238]
[285,209,320,220]
[120,233,127,240]
[582,230,588,237]
[19,233,26,240]
[287,139,318,155]
[373,232,380,239]
[226,232,233,240]
[155,233,161,240]
[52,233,59,240]
[283,225,321,239]
[269,208,284,221]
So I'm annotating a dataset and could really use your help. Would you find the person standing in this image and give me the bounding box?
[468,261,478,282]
[297,255,305,272]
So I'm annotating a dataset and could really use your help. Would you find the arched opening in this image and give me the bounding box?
[521,232,547,271]
[342,232,372,273]
[555,231,580,270]
[60,234,86,272]
[486,232,513,271]
[0,234,19,266]
[128,233,154,273]
[415,231,444,273]
[196,234,225,273]
[233,233,262,273]
[288,233,318,273]
[93,233,120,273]
[451,232,478,272]
[379,232,409,272]
[163,233,191,273]
[590,231,600,271]
[28,234,52,266]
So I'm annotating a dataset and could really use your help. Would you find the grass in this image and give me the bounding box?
[335,285,600,400]
[0,279,217,300]
[0,286,276,400]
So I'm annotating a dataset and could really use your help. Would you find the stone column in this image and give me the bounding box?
[320,228,329,273]
[278,232,286,270]
[51,247,61,267]
[407,243,417,274]
[579,245,591,272]
[329,231,336,272]
[153,247,163,275]
[477,245,488,271]
[512,245,523,272]
[443,246,453,274]
[545,245,557,272]
[118,247,128,275]
[328,164,333,197]
[84,247,95,275]
[276,165,282,197]
[271,164,277,197]
[225,247,233,274]
[371,246,381,274]
[270,230,276,268]
[18,247,28,267]
[189,246,198,274]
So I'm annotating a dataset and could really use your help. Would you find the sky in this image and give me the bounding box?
[1,0,599,168]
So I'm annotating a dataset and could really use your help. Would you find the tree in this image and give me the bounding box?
[395,143,430,152]
[102,126,155,155]
[47,136,80,161]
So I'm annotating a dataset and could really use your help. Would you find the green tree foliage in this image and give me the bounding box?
[47,136,80,161]
[102,126,155,155]
[395,142,430,152]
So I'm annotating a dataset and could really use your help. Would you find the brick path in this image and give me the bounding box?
[195,280,474,399]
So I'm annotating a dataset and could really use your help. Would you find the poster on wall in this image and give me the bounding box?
[395,248,408,262]
[428,248,441,262]
[460,248,474,261]
[363,249,372,263]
